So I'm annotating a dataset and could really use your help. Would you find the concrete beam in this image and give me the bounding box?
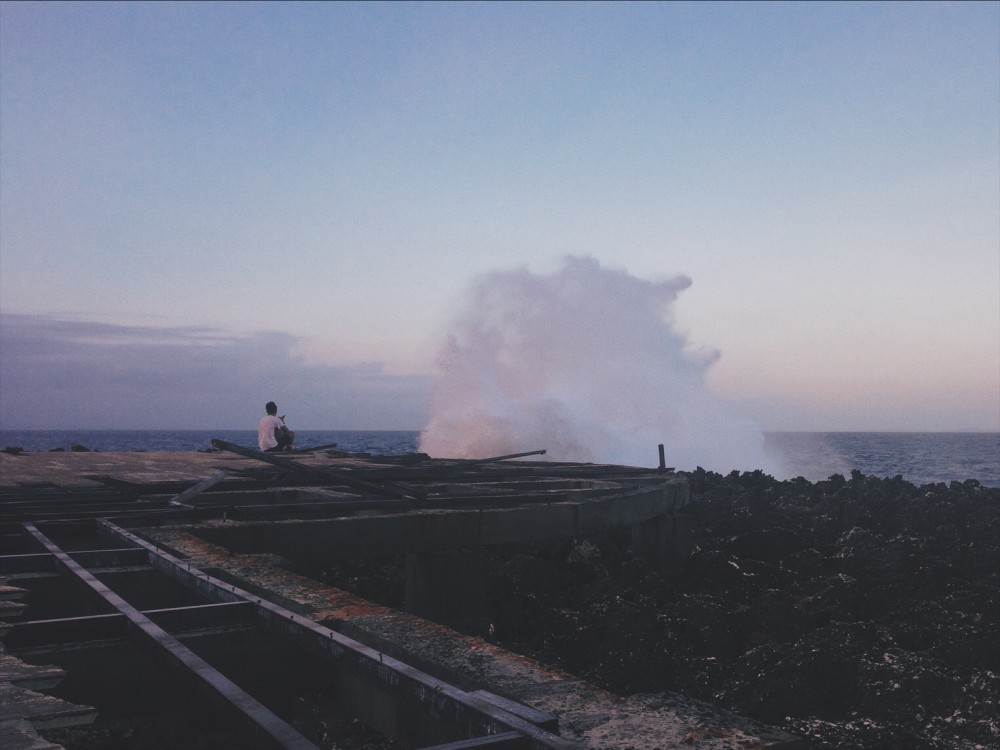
[193,481,688,564]
[22,522,321,750]
[0,548,148,575]
[6,602,257,651]
[100,519,579,749]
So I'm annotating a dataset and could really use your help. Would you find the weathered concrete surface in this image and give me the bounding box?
[0,451,803,749]
[0,451,248,488]
[0,449,401,489]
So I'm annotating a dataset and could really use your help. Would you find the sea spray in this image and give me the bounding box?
[419,256,775,472]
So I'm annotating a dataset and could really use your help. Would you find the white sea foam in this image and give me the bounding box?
[418,256,775,472]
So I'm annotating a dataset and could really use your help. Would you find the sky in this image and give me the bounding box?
[1,1,998,439]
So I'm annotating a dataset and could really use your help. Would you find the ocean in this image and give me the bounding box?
[762,431,999,488]
[0,430,997,488]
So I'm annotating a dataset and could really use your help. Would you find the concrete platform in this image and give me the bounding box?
[0,450,804,749]
[0,450,253,488]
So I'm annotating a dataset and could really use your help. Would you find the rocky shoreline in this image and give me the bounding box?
[474,469,999,749]
[325,468,999,748]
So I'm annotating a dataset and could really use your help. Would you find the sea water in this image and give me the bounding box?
[1,430,997,488]
[0,430,419,457]
[765,432,999,487]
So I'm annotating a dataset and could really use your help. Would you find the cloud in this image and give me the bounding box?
[0,314,431,429]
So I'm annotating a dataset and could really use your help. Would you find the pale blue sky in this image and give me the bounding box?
[1,1,998,435]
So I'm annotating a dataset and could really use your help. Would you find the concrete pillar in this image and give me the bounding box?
[404,550,486,629]
[631,511,692,571]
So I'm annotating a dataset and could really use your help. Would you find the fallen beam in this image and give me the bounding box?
[170,470,228,507]
[211,439,427,500]
[288,442,338,453]
[463,450,547,464]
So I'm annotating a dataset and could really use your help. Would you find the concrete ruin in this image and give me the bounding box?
[0,445,804,749]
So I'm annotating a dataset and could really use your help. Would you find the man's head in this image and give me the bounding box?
[265,401,277,415]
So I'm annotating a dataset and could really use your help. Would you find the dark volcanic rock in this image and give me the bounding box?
[298,468,999,748]
[481,468,1000,750]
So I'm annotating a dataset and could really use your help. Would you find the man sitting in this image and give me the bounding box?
[258,401,295,452]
